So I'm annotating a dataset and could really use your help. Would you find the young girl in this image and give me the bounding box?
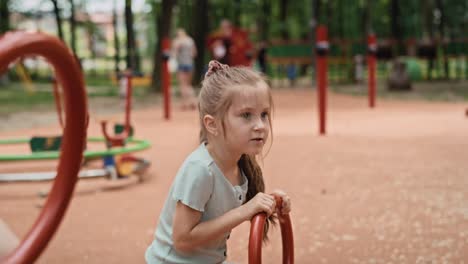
[145,60,291,263]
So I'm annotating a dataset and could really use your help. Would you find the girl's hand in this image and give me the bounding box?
[243,192,276,220]
[271,189,291,215]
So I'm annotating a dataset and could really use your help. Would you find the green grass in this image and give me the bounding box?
[0,81,151,116]
[0,83,55,114]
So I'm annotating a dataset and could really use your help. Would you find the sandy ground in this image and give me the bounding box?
[1,88,468,263]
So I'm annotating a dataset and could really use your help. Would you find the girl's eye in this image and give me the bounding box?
[241,112,251,119]
[261,112,269,119]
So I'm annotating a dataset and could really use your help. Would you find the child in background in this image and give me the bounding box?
[145,60,291,263]
[172,28,197,110]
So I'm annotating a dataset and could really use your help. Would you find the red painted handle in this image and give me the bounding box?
[248,196,294,264]
[100,120,129,147]
[0,31,87,264]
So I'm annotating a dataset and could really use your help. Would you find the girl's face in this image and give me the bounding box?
[222,81,271,156]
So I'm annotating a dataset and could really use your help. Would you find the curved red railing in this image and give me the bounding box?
[0,31,87,264]
[248,196,294,264]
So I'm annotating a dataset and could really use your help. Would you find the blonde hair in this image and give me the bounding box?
[198,61,275,240]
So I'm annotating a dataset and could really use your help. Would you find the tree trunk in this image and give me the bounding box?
[258,0,270,41]
[192,0,209,86]
[363,0,372,35]
[51,0,64,41]
[151,0,174,92]
[125,0,140,72]
[390,0,402,57]
[388,0,412,90]
[421,0,435,79]
[69,0,77,57]
[0,0,9,34]
[233,0,241,27]
[280,0,288,40]
[436,0,449,79]
[112,0,120,74]
[338,0,344,38]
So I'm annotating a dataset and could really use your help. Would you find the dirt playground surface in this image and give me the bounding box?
[1,89,468,263]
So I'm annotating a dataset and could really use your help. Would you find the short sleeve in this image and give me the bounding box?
[172,161,213,212]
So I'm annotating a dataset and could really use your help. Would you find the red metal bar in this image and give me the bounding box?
[0,31,87,264]
[316,25,328,135]
[248,196,294,264]
[162,37,171,120]
[367,34,377,108]
[249,213,266,264]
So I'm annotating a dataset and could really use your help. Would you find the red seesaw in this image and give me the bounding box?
[249,196,294,264]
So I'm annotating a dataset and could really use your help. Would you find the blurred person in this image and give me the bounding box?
[173,28,198,110]
[208,19,254,67]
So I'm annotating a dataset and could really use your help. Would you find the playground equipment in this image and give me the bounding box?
[15,60,35,94]
[249,196,294,264]
[0,50,151,183]
[161,37,171,120]
[315,25,329,136]
[0,70,151,182]
[314,25,379,135]
[113,37,171,120]
[100,67,151,179]
[0,137,150,181]
[0,31,87,263]
[367,34,377,108]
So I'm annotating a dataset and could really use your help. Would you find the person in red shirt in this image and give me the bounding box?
[207,19,254,67]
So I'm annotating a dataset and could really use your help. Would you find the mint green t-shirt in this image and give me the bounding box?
[145,143,249,264]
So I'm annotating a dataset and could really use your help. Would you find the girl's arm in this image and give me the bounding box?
[172,192,276,253]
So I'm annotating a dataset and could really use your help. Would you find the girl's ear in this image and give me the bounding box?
[203,114,218,136]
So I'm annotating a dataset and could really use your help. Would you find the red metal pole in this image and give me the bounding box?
[315,26,328,135]
[162,37,171,120]
[367,34,377,108]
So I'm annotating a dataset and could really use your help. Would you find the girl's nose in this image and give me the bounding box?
[253,117,266,130]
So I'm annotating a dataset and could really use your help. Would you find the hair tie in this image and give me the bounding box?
[205,60,229,78]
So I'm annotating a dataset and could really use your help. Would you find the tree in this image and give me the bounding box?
[258,0,271,41]
[435,0,449,79]
[279,0,289,39]
[69,0,77,56]
[191,0,209,86]
[125,0,141,72]
[390,0,402,56]
[151,0,175,92]
[421,0,435,79]
[51,0,64,41]
[112,0,120,74]
[0,0,10,34]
